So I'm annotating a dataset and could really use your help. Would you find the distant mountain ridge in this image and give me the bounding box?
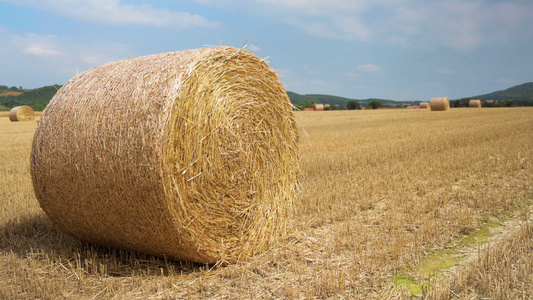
[1,82,532,111]
[288,82,533,105]
[287,91,402,106]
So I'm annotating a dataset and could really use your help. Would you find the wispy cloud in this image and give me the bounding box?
[251,0,533,51]
[2,0,221,29]
[2,28,132,78]
[24,46,64,57]
[358,64,382,73]
[435,67,454,75]
[286,16,372,41]
[256,0,364,15]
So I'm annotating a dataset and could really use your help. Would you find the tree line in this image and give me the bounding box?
[0,85,60,111]
[452,98,533,108]
[294,100,388,110]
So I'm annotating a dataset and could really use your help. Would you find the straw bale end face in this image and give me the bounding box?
[9,106,35,122]
[30,46,300,264]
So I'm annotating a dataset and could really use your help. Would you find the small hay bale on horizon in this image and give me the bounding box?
[31,46,300,264]
[469,99,482,108]
[419,102,430,109]
[9,105,35,122]
[314,104,324,111]
[430,97,450,111]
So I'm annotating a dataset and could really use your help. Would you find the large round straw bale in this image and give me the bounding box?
[419,102,430,109]
[30,46,300,264]
[469,99,481,108]
[430,97,449,111]
[9,105,35,122]
[314,104,324,111]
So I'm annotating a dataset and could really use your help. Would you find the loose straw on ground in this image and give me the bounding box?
[31,46,300,264]
[430,97,450,111]
[9,106,35,122]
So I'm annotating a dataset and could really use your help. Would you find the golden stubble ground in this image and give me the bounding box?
[0,107,532,299]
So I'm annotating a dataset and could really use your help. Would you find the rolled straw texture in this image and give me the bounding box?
[30,46,300,263]
[419,102,430,109]
[469,99,481,108]
[430,97,450,111]
[9,105,35,122]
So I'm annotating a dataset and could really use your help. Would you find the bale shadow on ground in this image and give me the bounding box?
[0,213,207,277]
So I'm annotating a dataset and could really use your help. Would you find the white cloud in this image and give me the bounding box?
[0,27,133,84]
[254,0,533,51]
[346,72,360,78]
[2,0,220,29]
[435,67,454,75]
[384,36,411,47]
[286,17,340,39]
[286,16,372,41]
[24,46,64,57]
[358,64,382,73]
[257,0,364,15]
[396,1,533,51]
[255,0,407,15]
[334,16,372,41]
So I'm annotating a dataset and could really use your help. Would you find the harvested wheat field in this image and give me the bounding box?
[1,107,533,299]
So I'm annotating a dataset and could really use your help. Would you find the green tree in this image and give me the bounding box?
[325,104,341,110]
[346,100,361,110]
[453,98,471,107]
[32,103,45,111]
[294,100,316,110]
[367,100,383,109]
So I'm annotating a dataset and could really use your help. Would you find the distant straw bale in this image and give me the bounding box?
[419,102,430,109]
[314,104,324,111]
[30,46,300,264]
[9,106,35,122]
[430,97,450,111]
[469,99,482,108]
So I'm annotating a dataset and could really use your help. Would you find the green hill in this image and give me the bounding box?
[471,82,533,102]
[287,91,405,107]
[287,92,354,105]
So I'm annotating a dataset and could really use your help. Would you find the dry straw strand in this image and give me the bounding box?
[419,102,430,109]
[469,99,482,108]
[430,97,450,111]
[9,106,35,122]
[30,46,300,264]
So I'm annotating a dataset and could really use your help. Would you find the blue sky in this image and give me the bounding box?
[0,0,532,101]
